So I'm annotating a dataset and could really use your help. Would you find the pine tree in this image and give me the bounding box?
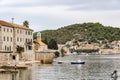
[48,39,58,50]
[43,37,48,45]
[23,20,29,27]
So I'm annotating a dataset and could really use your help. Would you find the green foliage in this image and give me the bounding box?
[75,49,99,53]
[42,37,48,45]
[23,20,29,27]
[34,22,120,44]
[48,39,58,50]
[16,45,24,53]
[54,51,60,58]
[33,32,37,39]
[16,45,24,59]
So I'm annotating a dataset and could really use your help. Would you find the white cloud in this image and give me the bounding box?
[0,0,34,5]
[1,0,120,32]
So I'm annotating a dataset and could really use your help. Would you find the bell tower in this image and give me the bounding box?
[37,32,41,41]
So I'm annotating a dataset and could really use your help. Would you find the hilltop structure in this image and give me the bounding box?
[0,20,34,62]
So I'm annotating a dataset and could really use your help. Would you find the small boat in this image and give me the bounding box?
[71,60,85,64]
[57,61,63,64]
[71,61,85,64]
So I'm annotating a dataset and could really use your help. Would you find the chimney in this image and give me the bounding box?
[11,18,14,23]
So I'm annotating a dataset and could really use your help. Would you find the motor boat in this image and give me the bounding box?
[71,60,85,64]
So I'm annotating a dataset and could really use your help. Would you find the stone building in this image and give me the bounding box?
[33,32,47,51]
[0,20,34,61]
[34,32,55,64]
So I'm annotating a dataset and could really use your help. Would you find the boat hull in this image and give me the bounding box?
[71,62,85,64]
[57,61,63,64]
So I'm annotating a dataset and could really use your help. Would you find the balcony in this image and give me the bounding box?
[25,41,32,46]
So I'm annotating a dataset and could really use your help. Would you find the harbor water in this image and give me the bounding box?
[1,55,120,80]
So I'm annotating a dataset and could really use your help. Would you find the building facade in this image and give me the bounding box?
[0,20,34,61]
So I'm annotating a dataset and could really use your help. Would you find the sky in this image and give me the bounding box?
[1,0,120,32]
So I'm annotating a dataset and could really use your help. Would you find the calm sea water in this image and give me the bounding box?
[1,55,120,80]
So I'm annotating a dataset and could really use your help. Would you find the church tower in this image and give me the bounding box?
[37,32,41,41]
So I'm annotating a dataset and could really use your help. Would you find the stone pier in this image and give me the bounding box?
[35,50,55,64]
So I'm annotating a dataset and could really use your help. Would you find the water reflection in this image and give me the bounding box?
[1,55,120,80]
[12,73,16,80]
[0,68,32,80]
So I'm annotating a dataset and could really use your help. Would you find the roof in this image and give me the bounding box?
[0,20,33,31]
[34,39,47,46]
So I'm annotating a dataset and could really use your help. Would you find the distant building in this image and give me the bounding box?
[0,20,34,61]
[111,41,120,48]
[34,32,48,51]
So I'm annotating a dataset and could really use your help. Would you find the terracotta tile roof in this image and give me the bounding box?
[0,20,33,31]
[0,20,13,27]
[34,39,47,46]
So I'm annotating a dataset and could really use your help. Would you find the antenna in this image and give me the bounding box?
[11,18,14,23]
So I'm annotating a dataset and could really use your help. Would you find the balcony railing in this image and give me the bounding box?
[25,42,32,45]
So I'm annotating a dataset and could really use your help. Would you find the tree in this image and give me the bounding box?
[43,37,48,45]
[23,20,29,27]
[35,22,120,44]
[16,45,24,60]
[48,39,58,50]
[54,51,60,58]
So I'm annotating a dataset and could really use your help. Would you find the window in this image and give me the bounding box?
[28,46,32,50]
[20,30,22,34]
[28,31,30,35]
[4,28,5,32]
[11,37,12,42]
[26,31,27,35]
[7,37,9,41]
[17,29,19,34]
[26,38,27,43]
[3,36,5,41]
[11,29,12,32]
[17,37,19,42]
[9,46,11,51]
[5,46,6,50]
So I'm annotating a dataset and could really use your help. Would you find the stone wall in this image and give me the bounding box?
[35,51,55,64]
[0,53,9,61]
[22,53,35,61]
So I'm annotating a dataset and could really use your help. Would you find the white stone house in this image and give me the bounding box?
[111,41,120,48]
[0,20,34,61]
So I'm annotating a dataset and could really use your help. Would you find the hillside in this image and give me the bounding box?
[34,22,120,44]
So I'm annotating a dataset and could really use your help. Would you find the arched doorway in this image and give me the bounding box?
[12,55,16,60]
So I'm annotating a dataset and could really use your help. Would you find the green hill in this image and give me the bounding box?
[34,22,120,44]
